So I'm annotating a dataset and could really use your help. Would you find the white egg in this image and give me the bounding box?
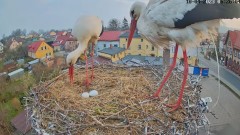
[81,92,89,98]
[89,90,98,97]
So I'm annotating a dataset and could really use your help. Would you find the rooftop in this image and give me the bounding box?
[119,31,141,38]
[98,47,125,56]
[99,31,125,41]
[225,30,240,50]
[11,110,31,134]
[28,41,44,53]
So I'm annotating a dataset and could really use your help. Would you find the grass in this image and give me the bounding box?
[0,73,36,132]
[0,60,3,71]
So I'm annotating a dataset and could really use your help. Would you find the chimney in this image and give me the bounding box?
[110,44,112,49]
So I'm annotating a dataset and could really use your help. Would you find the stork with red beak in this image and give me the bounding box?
[66,15,103,85]
[128,0,240,112]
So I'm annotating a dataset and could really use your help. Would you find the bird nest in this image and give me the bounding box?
[26,64,203,135]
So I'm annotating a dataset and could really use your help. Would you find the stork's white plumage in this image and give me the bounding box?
[67,15,103,84]
[128,0,240,112]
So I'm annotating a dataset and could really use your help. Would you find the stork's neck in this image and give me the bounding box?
[74,36,91,57]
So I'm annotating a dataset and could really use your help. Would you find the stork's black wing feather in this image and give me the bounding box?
[174,3,240,28]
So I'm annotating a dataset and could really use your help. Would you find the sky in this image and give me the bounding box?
[0,0,148,37]
[0,0,240,37]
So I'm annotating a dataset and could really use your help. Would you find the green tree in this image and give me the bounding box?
[108,18,121,30]
[121,18,129,30]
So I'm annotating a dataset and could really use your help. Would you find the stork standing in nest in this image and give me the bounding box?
[66,15,103,86]
[127,0,240,112]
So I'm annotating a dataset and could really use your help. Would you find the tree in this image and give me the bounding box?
[107,18,121,30]
[121,18,129,30]
[11,29,22,37]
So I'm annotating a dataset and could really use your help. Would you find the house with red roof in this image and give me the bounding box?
[96,31,125,55]
[52,32,78,52]
[28,41,53,59]
[224,30,240,75]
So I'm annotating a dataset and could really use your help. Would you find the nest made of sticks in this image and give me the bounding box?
[27,64,201,135]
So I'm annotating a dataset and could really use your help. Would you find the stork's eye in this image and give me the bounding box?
[130,10,135,18]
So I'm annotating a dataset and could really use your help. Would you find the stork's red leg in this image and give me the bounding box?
[153,44,179,97]
[84,50,90,87]
[69,64,74,84]
[90,43,95,81]
[166,48,188,112]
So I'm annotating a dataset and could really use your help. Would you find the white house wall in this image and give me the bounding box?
[169,41,198,58]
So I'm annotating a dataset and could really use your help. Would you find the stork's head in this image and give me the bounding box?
[127,1,146,49]
[66,50,79,66]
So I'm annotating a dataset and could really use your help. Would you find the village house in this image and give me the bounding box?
[64,37,78,52]
[52,31,78,52]
[0,42,4,53]
[119,31,198,66]
[96,31,124,55]
[224,30,240,75]
[98,45,125,62]
[28,41,54,59]
[9,38,24,50]
[119,31,163,57]
[49,31,57,36]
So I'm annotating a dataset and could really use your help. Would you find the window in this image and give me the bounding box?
[138,45,141,50]
[228,41,231,46]
[238,51,240,59]
[49,52,51,55]
[45,46,47,50]
[41,47,44,50]
[103,44,106,48]
[146,45,148,49]
[152,46,154,51]
[234,49,237,57]
[123,44,126,49]
[172,47,174,53]
[141,39,143,42]
[113,55,115,58]
[114,44,118,47]
[230,48,232,55]
[126,38,127,41]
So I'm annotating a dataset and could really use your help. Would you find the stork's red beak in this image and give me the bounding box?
[127,19,137,49]
[69,65,74,84]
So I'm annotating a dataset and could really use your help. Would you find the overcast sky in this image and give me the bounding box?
[0,0,148,37]
[0,0,240,37]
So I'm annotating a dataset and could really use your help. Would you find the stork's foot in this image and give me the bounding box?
[90,75,95,80]
[82,80,92,87]
[164,102,182,112]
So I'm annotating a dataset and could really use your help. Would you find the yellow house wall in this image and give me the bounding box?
[119,38,162,57]
[35,42,54,59]
[99,52,112,60]
[111,51,126,62]
[99,51,126,62]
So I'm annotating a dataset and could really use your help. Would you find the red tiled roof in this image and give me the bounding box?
[52,42,60,46]
[226,30,240,50]
[11,110,31,134]
[28,41,43,53]
[55,33,72,45]
[67,37,77,41]
[99,31,125,41]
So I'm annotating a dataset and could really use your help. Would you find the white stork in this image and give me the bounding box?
[127,0,240,112]
[66,15,103,85]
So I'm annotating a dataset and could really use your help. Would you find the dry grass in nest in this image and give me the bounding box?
[27,64,200,135]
